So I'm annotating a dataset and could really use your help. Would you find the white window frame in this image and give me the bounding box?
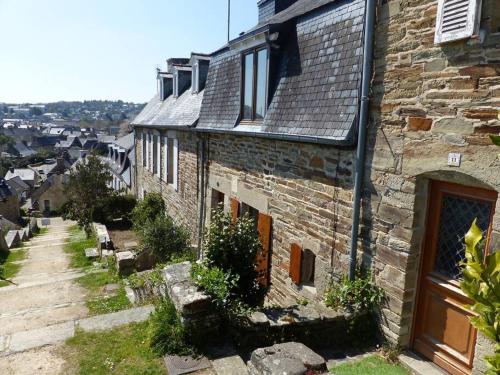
[434,0,482,44]
[192,62,199,93]
[163,135,168,182]
[155,131,161,178]
[148,131,152,172]
[173,71,178,98]
[173,138,178,191]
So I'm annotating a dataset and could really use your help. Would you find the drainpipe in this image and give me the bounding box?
[348,0,376,281]
[197,136,206,259]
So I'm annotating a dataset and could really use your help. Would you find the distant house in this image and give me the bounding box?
[30,158,69,214]
[6,176,29,203]
[103,132,135,193]
[6,141,37,158]
[0,179,20,223]
[5,168,39,190]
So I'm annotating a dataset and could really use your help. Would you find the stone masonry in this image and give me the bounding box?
[367,0,500,372]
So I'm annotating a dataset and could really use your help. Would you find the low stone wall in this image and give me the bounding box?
[232,305,377,351]
[161,262,221,334]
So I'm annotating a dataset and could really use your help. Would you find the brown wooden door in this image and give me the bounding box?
[413,181,497,375]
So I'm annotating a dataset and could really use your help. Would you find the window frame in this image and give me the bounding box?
[192,61,199,94]
[240,45,270,123]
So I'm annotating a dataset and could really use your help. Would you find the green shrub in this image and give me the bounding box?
[138,215,190,263]
[198,208,264,307]
[325,267,384,313]
[148,297,194,356]
[93,193,137,225]
[460,220,499,374]
[131,193,165,232]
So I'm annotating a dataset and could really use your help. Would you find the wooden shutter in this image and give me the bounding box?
[434,0,481,44]
[256,213,272,287]
[289,243,302,285]
[230,198,239,222]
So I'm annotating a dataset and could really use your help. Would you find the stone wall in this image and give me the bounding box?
[205,133,356,306]
[134,128,201,244]
[368,0,500,369]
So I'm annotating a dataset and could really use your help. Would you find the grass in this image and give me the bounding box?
[35,227,49,236]
[77,268,132,316]
[0,249,27,287]
[330,355,410,375]
[61,321,166,375]
[64,225,96,269]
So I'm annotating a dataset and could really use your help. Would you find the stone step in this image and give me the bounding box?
[212,355,249,375]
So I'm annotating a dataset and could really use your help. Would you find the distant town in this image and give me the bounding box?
[0,100,143,216]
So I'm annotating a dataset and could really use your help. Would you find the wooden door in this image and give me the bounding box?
[413,180,497,375]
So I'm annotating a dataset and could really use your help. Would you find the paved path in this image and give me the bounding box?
[0,218,155,374]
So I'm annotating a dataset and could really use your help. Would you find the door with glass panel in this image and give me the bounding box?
[413,180,497,375]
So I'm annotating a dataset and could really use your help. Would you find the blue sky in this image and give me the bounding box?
[0,0,257,103]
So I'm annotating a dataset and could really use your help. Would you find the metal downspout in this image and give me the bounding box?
[348,0,376,281]
[197,136,206,259]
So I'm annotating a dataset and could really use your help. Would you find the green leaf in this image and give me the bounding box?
[490,135,500,146]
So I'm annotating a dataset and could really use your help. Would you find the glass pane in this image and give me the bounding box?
[243,53,254,119]
[434,194,492,280]
[255,49,268,120]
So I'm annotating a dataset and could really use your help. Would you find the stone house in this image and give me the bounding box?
[133,53,210,240]
[30,158,69,214]
[365,0,500,374]
[132,0,500,374]
[135,0,366,311]
[0,179,20,224]
[103,132,135,193]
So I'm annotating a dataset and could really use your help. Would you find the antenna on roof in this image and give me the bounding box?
[227,0,231,43]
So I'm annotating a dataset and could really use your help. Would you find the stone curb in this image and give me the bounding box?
[0,305,154,356]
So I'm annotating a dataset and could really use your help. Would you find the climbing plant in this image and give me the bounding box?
[460,220,500,374]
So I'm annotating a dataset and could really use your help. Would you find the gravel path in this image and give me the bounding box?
[0,218,87,374]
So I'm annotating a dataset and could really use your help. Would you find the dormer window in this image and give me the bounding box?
[241,47,268,121]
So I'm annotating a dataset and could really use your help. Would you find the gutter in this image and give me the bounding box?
[348,0,376,281]
[132,122,356,147]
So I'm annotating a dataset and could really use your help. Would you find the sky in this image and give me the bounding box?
[0,0,257,104]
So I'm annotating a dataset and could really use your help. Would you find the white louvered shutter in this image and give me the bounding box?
[434,0,481,44]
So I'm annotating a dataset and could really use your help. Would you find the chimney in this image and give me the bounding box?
[9,167,14,174]
[56,157,65,171]
[257,0,298,23]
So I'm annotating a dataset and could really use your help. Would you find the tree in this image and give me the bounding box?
[62,154,112,235]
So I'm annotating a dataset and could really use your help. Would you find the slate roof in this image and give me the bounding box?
[6,176,29,195]
[113,132,134,150]
[197,50,241,130]
[5,169,36,182]
[132,88,204,129]
[197,0,365,144]
[9,142,37,157]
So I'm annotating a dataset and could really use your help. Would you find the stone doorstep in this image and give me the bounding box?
[399,351,448,375]
[249,342,327,375]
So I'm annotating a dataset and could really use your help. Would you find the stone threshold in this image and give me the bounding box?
[0,305,154,355]
[399,351,448,375]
